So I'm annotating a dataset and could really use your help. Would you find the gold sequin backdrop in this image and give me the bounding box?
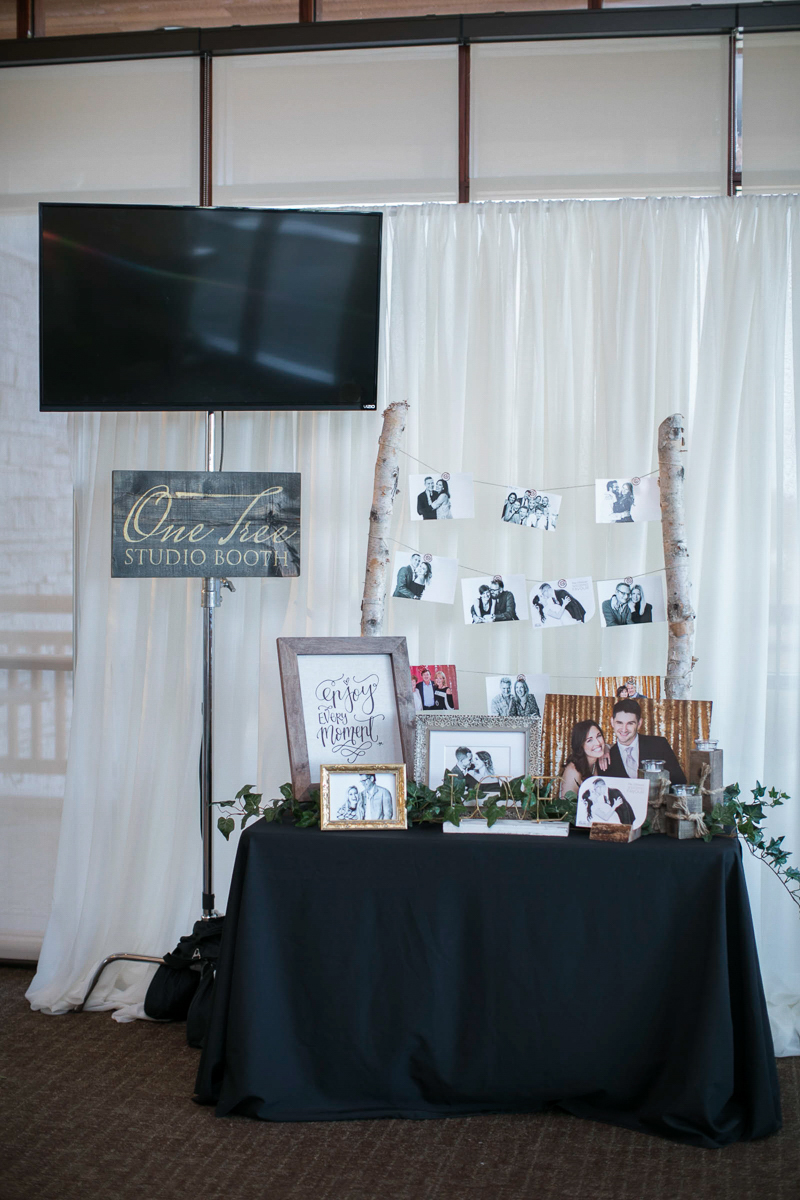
[542,696,712,779]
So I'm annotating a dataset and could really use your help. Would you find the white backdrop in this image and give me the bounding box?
[26,196,800,1053]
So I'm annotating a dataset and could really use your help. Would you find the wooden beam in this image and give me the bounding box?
[458,42,470,204]
[17,0,44,39]
[299,0,317,22]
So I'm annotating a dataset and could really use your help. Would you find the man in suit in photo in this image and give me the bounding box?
[394,553,421,598]
[601,698,686,784]
[449,747,479,788]
[489,576,518,621]
[359,773,394,820]
[415,668,443,711]
[417,477,437,520]
[602,582,633,627]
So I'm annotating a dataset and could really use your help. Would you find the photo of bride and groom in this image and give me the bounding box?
[447,745,507,795]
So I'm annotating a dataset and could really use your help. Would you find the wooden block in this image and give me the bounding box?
[589,823,641,844]
[664,814,699,839]
[689,748,724,813]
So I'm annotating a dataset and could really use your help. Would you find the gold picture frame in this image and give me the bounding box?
[320,764,408,831]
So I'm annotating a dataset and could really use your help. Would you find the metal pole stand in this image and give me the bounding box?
[76,411,232,1009]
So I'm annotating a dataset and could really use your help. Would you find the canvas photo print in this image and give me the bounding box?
[461,574,528,624]
[596,675,662,700]
[411,664,459,712]
[575,776,649,829]
[392,551,458,605]
[409,472,475,521]
[529,577,595,627]
[500,488,561,532]
[597,573,667,627]
[486,673,548,719]
[541,693,712,799]
[595,476,661,524]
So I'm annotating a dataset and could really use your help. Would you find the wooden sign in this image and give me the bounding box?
[111,471,300,578]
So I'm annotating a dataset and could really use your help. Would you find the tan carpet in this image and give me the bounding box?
[1,966,797,1200]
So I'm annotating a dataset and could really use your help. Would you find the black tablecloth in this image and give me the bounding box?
[194,822,781,1147]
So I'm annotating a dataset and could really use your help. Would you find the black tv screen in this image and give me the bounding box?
[39,204,383,413]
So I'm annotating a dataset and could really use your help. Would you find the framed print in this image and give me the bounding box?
[414,714,542,794]
[277,637,416,802]
[320,764,407,830]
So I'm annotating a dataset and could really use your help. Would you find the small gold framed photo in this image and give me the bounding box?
[320,764,408,831]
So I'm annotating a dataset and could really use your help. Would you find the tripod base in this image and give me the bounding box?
[73,953,163,1013]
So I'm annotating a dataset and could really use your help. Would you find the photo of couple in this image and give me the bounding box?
[485,673,547,719]
[392,551,458,605]
[334,773,395,821]
[446,746,506,794]
[595,675,662,700]
[462,574,528,624]
[597,574,666,627]
[500,488,561,532]
[409,472,475,522]
[411,664,458,712]
[558,698,687,801]
[595,476,661,524]
[575,776,649,829]
[529,577,595,627]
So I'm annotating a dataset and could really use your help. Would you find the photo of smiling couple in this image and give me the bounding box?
[558,698,687,801]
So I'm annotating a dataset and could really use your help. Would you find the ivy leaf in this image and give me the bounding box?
[279,782,294,802]
[218,816,235,840]
[235,784,255,800]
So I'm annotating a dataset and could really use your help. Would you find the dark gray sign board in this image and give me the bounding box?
[112,471,301,578]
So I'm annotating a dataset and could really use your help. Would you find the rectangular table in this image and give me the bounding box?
[194,821,781,1148]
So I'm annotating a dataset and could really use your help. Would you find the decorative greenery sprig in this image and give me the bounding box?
[215,782,320,839]
[704,782,799,911]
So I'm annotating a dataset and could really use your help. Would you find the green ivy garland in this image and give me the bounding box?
[215,778,799,916]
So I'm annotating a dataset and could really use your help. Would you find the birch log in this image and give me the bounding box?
[658,413,696,699]
[361,401,409,637]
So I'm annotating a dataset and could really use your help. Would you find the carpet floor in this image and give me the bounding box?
[1,966,797,1200]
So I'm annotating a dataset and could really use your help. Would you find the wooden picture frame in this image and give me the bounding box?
[320,764,408,830]
[277,636,416,802]
[414,713,542,792]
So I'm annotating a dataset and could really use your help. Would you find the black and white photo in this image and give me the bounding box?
[575,776,649,830]
[597,573,667,627]
[392,551,458,605]
[595,476,661,524]
[485,673,549,719]
[529,577,595,627]
[500,488,561,532]
[414,714,542,796]
[461,574,528,624]
[320,765,408,830]
[409,472,475,521]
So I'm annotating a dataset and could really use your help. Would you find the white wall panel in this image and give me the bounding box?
[471,37,728,199]
[742,33,800,194]
[0,58,199,209]
[213,47,458,204]
[0,56,199,959]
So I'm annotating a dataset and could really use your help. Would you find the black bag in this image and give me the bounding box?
[186,961,217,1049]
[144,916,225,1025]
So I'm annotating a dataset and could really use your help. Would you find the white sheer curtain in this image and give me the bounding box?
[28,196,800,1054]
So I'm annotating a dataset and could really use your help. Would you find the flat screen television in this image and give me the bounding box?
[39,204,383,413]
